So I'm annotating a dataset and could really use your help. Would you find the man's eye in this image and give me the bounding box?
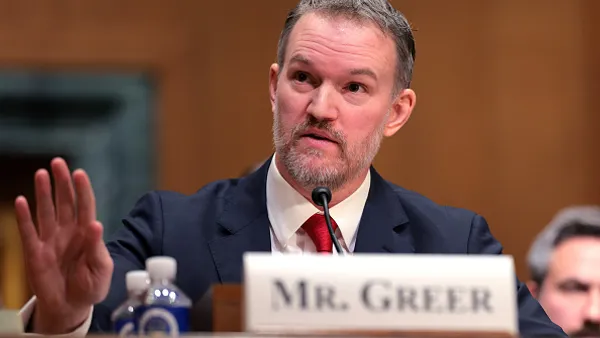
[295,72,309,82]
[347,83,363,93]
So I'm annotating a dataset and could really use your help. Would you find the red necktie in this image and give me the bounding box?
[301,213,339,253]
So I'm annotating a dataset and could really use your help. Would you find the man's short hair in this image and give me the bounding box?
[527,206,600,285]
[277,0,416,92]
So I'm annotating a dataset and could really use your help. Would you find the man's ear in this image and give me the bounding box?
[383,88,416,137]
[269,63,280,113]
[526,280,540,298]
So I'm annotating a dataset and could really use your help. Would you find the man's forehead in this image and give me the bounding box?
[548,237,600,278]
[287,12,390,50]
[295,11,379,31]
[285,12,396,73]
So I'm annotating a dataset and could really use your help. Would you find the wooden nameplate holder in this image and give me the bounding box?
[210,284,514,337]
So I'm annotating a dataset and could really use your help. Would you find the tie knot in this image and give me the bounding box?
[301,213,338,253]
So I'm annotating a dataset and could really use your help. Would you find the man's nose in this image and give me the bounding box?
[583,288,600,322]
[306,85,339,121]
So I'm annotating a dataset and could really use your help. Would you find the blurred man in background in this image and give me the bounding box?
[527,206,600,336]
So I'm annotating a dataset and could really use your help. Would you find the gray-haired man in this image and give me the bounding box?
[527,206,600,336]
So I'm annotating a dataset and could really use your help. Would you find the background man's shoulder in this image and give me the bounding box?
[125,177,246,234]
[387,181,478,224]
[384,180,490,253]
[153,176,243,208]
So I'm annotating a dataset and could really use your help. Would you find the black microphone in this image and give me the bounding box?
[311,187,344,254]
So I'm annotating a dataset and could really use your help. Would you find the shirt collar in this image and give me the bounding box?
[266,154,371,249]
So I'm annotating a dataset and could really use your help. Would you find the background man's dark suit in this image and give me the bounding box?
[91,157,565,336]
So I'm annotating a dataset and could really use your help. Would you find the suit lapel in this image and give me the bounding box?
[208,158,273,283]
[208,160,416,282]
[354,167,415,254]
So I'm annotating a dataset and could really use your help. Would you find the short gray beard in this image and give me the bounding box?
[272,105,387,192]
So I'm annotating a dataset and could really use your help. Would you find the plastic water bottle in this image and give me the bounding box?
[138,256,192,337]
[111,270,150,337]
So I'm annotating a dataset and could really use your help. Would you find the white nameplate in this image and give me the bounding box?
[243,253,517,335]
[0,310,23,333]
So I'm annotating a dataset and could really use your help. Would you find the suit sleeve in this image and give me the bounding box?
[89,191,165,332]
[467,214,566,337]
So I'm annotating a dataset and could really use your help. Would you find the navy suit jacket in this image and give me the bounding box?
[91,158,565,336]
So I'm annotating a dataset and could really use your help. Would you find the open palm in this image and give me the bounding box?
[15,158,113,333]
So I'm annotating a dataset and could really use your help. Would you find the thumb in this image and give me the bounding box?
[85,221,113,304]
[86,221,110,266]
[87,221,104,246]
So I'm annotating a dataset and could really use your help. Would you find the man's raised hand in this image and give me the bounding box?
[15,158,113,334]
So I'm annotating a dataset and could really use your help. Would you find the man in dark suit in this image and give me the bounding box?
[15,0,565,336]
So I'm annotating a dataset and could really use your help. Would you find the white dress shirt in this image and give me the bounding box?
[19,154,371,335]
[267,154,371,254]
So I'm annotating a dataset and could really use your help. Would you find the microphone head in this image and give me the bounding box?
[311,186,332,206]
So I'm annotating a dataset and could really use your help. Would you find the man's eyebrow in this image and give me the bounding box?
[557,278,589,290]
[289,54,311,65]
[289,54,378,81]
[350,68,377,81]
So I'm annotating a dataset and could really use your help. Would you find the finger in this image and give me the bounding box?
[86,221,108,264]
[51,157,76,225]
[34,169,57,240]
[87,221,104,247]
[73,169,96,226]
[14,196,41,254]
[87,221,113,296]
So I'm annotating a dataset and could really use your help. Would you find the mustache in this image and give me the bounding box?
[571,322,600,337]
[292,117,346,146]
